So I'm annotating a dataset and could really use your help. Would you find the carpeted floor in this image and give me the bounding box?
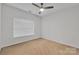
[0,38,79,55]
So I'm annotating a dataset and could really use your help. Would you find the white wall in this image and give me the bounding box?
[42,5,79,48]
[0,4,2,48]
[1,4,41,48]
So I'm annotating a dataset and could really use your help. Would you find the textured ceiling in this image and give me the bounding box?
[7,3,79,17]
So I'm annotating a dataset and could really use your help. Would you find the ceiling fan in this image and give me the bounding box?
[32,3,54,14]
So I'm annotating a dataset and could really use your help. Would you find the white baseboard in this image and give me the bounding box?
[1,36,40,48]
[42,36,79,49]
[1,36,79,49]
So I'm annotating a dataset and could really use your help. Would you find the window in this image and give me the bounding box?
[13,18,34,38]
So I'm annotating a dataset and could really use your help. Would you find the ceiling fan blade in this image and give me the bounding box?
[32,3,40,8]
[44,6,54,9]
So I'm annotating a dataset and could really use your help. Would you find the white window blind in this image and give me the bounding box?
[13,18,34,38]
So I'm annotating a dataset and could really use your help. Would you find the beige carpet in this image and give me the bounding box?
[0,38,79,55]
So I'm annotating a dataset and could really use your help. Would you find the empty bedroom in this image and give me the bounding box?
[0,3,79,55]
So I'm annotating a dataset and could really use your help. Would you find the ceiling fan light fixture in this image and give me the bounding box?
[32,3,54,14]
[40,8,44,12]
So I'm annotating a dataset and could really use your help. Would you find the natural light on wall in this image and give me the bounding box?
[13,18,34,38]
